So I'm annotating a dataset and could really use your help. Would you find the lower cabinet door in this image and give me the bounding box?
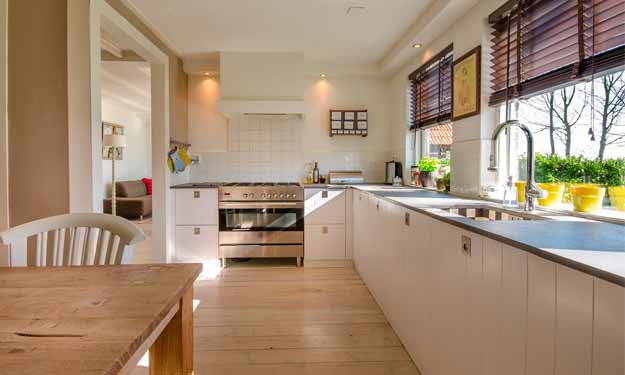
[175,225,218,263]
[305,224,345,260]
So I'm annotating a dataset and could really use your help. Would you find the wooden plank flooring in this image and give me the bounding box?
[131,262,419,374]
[129,222,419,374]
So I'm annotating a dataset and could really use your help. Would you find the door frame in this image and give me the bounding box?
[93,0,171,262]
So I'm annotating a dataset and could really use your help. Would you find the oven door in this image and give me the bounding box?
[219,201,304,235]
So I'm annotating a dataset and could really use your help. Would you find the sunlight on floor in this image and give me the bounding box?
[198,260,222,280]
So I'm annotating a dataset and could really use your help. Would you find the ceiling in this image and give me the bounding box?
[100,61,151,112]
[126,0,434,64]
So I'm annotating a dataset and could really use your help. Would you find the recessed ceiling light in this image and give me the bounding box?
[412,43,423,49]
[204,72,211,76]
[320,73,327,78]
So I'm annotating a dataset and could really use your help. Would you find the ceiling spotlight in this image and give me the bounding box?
[320,73,327,78]
[204,72,211,76]
[412,43,423,49]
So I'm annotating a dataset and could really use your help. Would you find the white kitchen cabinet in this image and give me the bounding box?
[526,254,557,375]
[481,237,503,375]
[174,225,218,263]
[305,189,346,225]
[175,188,218,225]
[496,244,528,375]
[555,265,594,375]
[592,278,625,375]
[304,188,348,263]
[304,224,345,260]
[348,187,622,375]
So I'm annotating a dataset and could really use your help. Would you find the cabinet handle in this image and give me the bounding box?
[194,228,201,235]
[461,235,471,256]
[404,212,410,226]
[376,202,380,211]
[322,226,328,234]
[322,190,328,198]
[193,191,201,198]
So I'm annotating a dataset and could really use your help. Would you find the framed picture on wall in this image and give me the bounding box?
[452,46,481,121]
[102,122,124,160]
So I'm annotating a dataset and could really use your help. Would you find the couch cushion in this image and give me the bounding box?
[116,180,147,198]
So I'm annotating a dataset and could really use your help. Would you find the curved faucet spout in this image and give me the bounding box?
[489,120,545,211]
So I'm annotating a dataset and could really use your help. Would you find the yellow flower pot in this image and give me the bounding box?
[537,183,565,207]
[570,184,606,213]
[608,186,625,211]
[515,181,526,203]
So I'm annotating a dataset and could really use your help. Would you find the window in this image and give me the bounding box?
[489,0,625,219]
[408,45,454,181]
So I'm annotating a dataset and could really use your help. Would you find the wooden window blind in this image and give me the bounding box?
[489,0,625,105]
[408,45,453,130]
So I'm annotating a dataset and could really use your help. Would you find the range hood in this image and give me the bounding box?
[216,52,306,118]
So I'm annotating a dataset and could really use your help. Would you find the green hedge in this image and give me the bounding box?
[519,154,625,186]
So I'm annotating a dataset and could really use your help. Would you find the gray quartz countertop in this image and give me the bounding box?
[170,182,221,189]
[355,185,625,287]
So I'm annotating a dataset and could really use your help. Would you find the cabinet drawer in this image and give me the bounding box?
[305,190,346,225]
[175,225,218,262]
[305,224,346,260]
[175,189,218,225]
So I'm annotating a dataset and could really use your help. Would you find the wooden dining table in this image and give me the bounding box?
[0,263,202,374]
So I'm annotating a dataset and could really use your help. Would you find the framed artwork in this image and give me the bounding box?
[102,122,124,160]
[452,46,481,121]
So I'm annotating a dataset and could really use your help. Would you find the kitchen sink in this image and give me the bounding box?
[439,205,548,222]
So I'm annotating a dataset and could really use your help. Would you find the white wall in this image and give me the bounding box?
[101,98,151,196]
[188,74,393,182]
[388,0,503,195]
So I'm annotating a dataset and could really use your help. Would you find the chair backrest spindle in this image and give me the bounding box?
[0,214,145,267]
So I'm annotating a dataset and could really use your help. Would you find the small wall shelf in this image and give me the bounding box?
[329,110,368,137]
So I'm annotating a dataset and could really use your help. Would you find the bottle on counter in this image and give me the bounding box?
[502,175,518,208]
[312,162,320,184]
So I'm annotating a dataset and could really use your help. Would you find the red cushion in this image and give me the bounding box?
[142,178,153,195]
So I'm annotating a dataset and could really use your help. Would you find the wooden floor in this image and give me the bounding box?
[130,222,419,374]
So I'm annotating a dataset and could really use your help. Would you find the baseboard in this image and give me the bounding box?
[303,259,354,268]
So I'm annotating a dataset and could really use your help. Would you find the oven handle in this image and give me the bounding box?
[219,202,304,209]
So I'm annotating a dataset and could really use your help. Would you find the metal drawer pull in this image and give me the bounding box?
[193,191,200,198]
[194,228,201,235]
[405,212,410,226]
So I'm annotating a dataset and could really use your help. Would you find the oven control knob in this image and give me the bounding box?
[279,193,285,199]
[260,193,266,199]
[249,193,255,199]
[243,193,248,198]
[273,193,279,198]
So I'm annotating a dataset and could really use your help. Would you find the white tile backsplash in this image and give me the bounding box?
[189,115,390,183]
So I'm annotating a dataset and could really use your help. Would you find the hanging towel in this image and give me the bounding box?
[167,154,175,173]
[170,148,186,173]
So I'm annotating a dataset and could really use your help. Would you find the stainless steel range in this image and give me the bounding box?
[218,183,304,266]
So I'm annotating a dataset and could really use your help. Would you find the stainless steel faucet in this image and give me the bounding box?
[489,120,545,211]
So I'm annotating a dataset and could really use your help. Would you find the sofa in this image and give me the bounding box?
[103,180,152,220]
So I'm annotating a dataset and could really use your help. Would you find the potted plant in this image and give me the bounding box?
[603,158,625,211]
[418,157,440,188]
[442,171,451,192]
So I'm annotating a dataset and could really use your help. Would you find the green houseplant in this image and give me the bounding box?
[418,157,440,188]
[604,158,625,211]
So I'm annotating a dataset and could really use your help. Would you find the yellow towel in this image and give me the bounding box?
[179,147,192,167]
[167,156,174,173]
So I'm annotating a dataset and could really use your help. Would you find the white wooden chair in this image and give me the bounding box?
[0,213,146,267]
